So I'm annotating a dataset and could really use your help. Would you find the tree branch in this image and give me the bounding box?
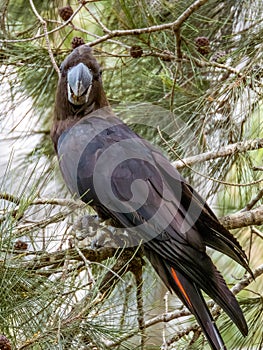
[88,0,209,46]
[172,138,263,169]
[158,127,263,187]
[24,246,124,270]
[219,205,263,230]
[0,192,85,208]
[13,205,263,270]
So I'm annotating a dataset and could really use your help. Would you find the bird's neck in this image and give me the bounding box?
[54,96,109,121]
[51,77,110,151]
[51,95,110,152]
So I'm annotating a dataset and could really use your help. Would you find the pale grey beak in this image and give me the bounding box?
[67,62,93,105]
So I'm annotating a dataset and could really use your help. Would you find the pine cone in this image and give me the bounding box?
[58,6,74,21]
[71,37,85,49]
[130,45,143,58]
[195,36,210,55]
[0,335,11,350]
[14,240,28,251]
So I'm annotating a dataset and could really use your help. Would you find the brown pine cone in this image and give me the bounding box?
[130,45,143,58]
[71,37,85,49]
[195,36,210,55]
[14,240,28,251]
[58,6,74,21]
[0,335,11,350]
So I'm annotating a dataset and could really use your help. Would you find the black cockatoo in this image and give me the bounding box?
[51,45,251,350]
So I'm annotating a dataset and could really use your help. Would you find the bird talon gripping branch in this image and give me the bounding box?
[73,214,102,240]
[51,45,252,350]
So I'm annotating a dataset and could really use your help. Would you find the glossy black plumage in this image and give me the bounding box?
[51,45,251,350]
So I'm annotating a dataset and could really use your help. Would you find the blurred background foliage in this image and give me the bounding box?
[0,0,262,349]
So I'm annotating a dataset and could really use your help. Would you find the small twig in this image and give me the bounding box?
[74,243,95,285]
[231,263,263,295]
[186,55,263,90]
[0,192,20,204]
[60,246,71,282]
[0,192,85,209]
[98,248,140,295]
[251,227,263,240]
[174,29,182,60]
[14,210,74,236]
[192,55,243,77]
[241,188,263,212]
[119,283,133,331]
[161,291,170,350]
[84,5,111,33]
[64,21,131,49]
[169,64,179,111]
[189,328,202,347]
[23,246,117,270]
[165,324,200,347]
[132,259,146,349]
[0,0,8,33]
[32,197,85,208]
[29,0,60,76]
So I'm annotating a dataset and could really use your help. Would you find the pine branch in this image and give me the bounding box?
[172,138,263,169]
[0,192,85,208]
[23,245,135,271]
[220,205,263,230]
[10,203,263,272]
[88,0,209,46]
[0,0,208,47]
[158,126,263,187]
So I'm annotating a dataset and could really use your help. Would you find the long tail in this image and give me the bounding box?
[146,250,233,350]
[170,267,226,350]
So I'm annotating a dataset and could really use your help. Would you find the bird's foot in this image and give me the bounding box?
[72,214,126,248]
[73,214,102,241]
[72,214,140,248]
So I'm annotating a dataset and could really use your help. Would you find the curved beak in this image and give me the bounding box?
[67,62,93,105]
